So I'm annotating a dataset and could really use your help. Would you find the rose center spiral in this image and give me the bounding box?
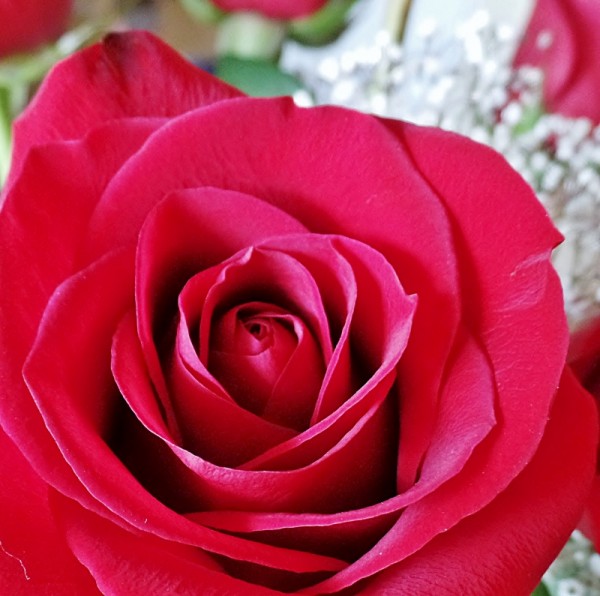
[209,302,324,430]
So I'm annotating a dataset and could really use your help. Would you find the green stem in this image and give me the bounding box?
[0,86,13,187]
[385,0,413,43]
[289,0,355,46]
[369,0,413,110]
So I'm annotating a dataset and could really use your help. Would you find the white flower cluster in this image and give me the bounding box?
[543,531,600,596]
[289,10,600,329]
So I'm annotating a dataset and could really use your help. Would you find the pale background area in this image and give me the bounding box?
[73,0,217,56]
[73,0,537,60]
[282,0,536,70]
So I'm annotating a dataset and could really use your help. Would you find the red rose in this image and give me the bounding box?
[0,0,73,58]
[0,31,596,594]
[209,0,327,20]
[515,0,600,122]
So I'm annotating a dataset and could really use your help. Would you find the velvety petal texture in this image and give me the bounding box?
[0,0,72,58]
[0,31,596,595]
[0,428,97,594]
[515,0,600,122]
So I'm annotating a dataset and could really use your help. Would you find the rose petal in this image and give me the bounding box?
[7,31,241,189]
[119,380,396,514]
[263,312,326,429]
[0,119,160,510]
[579,476,600,547]
[209,303,324,429]
[357,369,598,595]
[112,311,175,441]
[0,427,96,594]
[392,119,566,478]
[298,121,569,591]
[190,506,400,567]
[83,98,460,489]
[239,235,415,472]
[20,253,346,575]
[569,317,600,547]
[23,248,135,477]
[50,492,281,595]
[188,326,495,562]
[154,323,298,467]
[134,188,311,447]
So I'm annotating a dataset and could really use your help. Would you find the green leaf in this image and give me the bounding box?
[531,582,551,596]
[216,56,305,97]
[289,0,356,46]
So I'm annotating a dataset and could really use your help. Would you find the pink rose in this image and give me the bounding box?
[515,0,600,121]
[0,0,73,58]
[209,0,327,20]
[0,31,596,594]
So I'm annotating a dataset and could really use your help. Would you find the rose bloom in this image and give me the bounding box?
[0,31,596,595]
[514,0,600,122]
[209,0,327,19]
[0,0,73,58]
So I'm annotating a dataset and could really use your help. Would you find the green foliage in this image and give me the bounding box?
[216,56,305,97]
[179,0,225,23]
[289,0,356,45]
[531,582,551,596]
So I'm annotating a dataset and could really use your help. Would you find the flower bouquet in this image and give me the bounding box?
[0,1,598,594]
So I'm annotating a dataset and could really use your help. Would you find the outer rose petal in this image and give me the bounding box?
[7,31,242,190]
[0,428,96,594]
[0,119,163,505]
[389,119,567,471]
[210,0,327,19]
[0,0,72,58]
[514,0,600,122]
[51,494,280,596]
[21,252,346,576]
[358,369,598,595]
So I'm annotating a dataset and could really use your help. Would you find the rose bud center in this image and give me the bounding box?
[209,302,325,431]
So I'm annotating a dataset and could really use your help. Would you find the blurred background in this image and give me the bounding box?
[74,0,217,57]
